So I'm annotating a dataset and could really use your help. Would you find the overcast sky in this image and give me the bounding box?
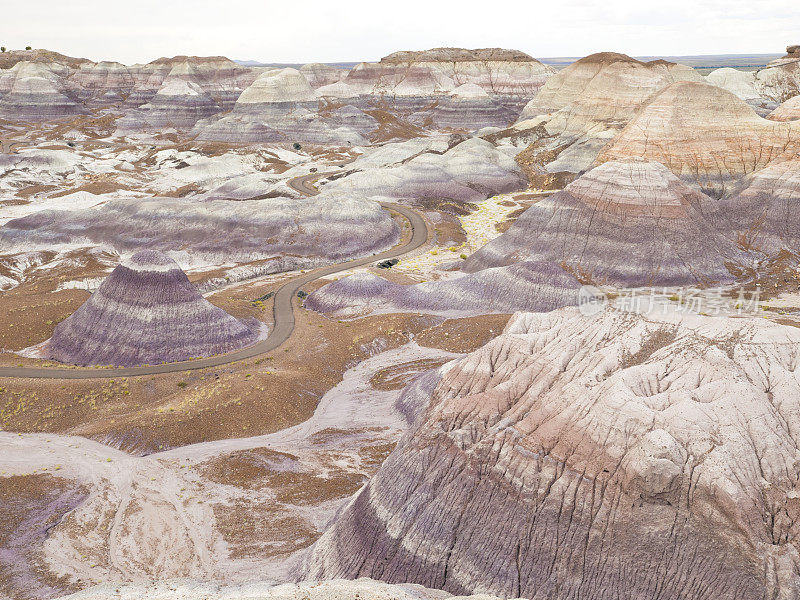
[2,0,797,65]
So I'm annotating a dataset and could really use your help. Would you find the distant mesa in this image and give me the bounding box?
[194,67,374,144]
[0,46,556,135]
[46,250,261,367]
[379,47,538,63]
[0,61,89,121]
[299,62,347,88]
[0,48,92,70]
[343,47,554,97]
[569,50,673,66]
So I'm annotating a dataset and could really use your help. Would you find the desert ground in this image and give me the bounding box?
[1,42,800,600]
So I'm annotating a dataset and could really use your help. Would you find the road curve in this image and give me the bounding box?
[0,172,429,379]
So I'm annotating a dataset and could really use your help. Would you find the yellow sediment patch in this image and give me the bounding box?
[397,193,525,276]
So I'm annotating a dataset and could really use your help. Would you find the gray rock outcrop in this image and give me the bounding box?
[47,250,260,367]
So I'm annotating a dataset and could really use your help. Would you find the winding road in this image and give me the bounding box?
[0,172,429,379]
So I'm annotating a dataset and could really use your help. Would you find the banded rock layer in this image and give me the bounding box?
[309,160,741,317]
[713,158,800,254]
[462,158,740,284]
[308,307,800,599]
[519,52,700,119]
[322,136,525,205]
[508,52,702,181]
[425,84,517,130]
[0,192,401,275]
[0,61,88,121]
[339,47,554,97]
[69,61,135,104]
[47,250,260,367]
[123,55,257,109]
[597,81,800,196]
[116,78,221,131]
[770,95,800,121]
[195,68,375,144]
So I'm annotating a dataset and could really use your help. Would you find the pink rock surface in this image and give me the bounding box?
[308,307,800,599]
[597,81,800,196]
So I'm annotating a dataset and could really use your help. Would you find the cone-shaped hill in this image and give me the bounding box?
[597,81,800,196]
[462,158,742,287]
[47,250,261,367]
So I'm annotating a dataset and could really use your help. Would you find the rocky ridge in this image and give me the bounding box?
[505,52,702,185]
[307,307,800,599]
[597,81,800,196]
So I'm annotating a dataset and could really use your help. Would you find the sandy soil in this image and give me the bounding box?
[0,253,509,453]
[0,340,463,597]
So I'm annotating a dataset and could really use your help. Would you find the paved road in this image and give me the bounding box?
[288,171,328,195]
[0,172,429,379]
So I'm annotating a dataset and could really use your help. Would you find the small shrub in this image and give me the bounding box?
[0,47,6,53]
[177,381,187,388]
[460,253,468,259]
[25,46,31,50]
[297,290,308,299]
